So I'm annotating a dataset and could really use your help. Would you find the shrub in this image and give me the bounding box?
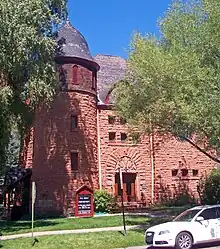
[94,190,117,213]
[202,168,220,205]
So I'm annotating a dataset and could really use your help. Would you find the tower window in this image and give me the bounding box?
[92,71,97,90]
[120,117,127,125]
[181,169,188,177]
[192,169,199,176]
[120,133,127,141]
[72,65,79,84]
[71,115,78,129]
[71,152,79,170]
[108,115,116,124]
[172,169,178,177]
[109,132,116,141]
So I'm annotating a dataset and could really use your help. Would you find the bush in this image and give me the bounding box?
[94,190,117,213]
[202,168,220,205]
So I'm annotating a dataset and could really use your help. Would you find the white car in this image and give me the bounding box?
[145,205,220,249]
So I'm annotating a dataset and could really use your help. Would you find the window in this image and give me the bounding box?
[216,207,220,218]
[173,208,202,222]
[72,65,79,84]
[181,169,188,177]
[121,133,127,142]
[92,71,97,89]
[192,169,198,176]
[120,117,127,125]
[172,169,178,177]
[200,208,217,220]
[130,132,141,143]
[108,116,116,124]
[109,132,116,141]
[70,152,79,170]
[71,115,78,129]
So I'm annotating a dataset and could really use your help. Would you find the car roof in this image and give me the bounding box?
[190,204,220,211]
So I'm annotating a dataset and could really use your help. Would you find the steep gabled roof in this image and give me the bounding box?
[94,54,126,104]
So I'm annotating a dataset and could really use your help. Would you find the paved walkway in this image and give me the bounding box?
[0,224,147,241]
[114,246,146,249]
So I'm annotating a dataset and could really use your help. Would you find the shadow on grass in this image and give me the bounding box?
[117,231,126,236]
[0,220,59,235]
[126,215,171,227]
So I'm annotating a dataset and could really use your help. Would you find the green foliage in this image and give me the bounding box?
[129,132,141,144]
[201,168,220,205]
[0,0,67,173]
[115,0,220,154]
[165,192,197,207]
[94,190,118,213]
[5,127,21,170]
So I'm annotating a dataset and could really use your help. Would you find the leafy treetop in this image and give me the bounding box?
[115,0,220,162]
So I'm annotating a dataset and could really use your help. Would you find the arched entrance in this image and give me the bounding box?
[114,156,137,202]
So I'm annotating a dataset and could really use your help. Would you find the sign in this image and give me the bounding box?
[75,185,94,217]
[78,194,92,215]
[32,181,36,204]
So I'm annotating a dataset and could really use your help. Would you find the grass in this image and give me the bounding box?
[0,205,189,236]
[0,215,171,236]
[0,206,189,249]
[1,230,146,249]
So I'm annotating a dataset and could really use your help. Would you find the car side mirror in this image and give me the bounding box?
[196,216,204,222]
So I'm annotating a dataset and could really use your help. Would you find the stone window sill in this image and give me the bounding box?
[108,142,141,147]
[172,176,200,181]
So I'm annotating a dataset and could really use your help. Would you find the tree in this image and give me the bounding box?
[115,0,220,162]
[0,0,67,172]
[199,168,220,205]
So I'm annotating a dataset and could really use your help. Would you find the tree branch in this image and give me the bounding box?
[183,136,220,164]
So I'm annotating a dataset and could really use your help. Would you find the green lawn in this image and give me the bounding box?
[0,206,189,249]
[0,215,171,236]
[1,230,146,249]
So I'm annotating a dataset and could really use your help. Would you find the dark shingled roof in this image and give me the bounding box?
[56,21,98,69]
[94,54,126,104]
[4,167,31,188]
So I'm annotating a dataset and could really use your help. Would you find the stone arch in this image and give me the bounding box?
[115,156,137,173]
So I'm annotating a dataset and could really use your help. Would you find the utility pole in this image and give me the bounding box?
[119,167,126,236]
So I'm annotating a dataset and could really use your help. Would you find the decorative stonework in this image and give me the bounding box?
[115,156,137,173]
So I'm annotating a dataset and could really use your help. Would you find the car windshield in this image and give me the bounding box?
[173,209,202,222]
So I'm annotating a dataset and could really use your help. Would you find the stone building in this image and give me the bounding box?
[20,21,216,215]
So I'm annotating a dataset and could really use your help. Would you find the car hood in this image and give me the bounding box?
[147,221,191,233]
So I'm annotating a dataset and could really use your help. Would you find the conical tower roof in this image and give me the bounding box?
[56,20,99,70]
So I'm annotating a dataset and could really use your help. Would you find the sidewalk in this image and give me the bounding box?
[0,224,147,241]
[114,246,146,249]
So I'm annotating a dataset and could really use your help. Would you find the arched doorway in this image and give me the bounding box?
[114,156,137,202]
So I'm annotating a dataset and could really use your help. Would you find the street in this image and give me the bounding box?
[117,243,220,249]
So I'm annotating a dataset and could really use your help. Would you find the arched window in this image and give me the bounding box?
[92,70,97,90]
[72,65,79,84]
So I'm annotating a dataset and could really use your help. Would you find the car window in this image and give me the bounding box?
[173,209,202,222]
[216,207,220,219]
[199,208,217,220]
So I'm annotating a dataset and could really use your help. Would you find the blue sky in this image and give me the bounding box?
[68,1,172,58]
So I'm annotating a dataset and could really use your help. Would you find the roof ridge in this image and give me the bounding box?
[95,54,126,59]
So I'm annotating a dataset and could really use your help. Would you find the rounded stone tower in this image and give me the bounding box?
[32,21,100,215]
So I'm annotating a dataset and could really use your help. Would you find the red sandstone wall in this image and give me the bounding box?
[58,63,96,94]
[98,108,217,206]
[28,90,98,215]
[153,134,216,203]
[98,107,153,204]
